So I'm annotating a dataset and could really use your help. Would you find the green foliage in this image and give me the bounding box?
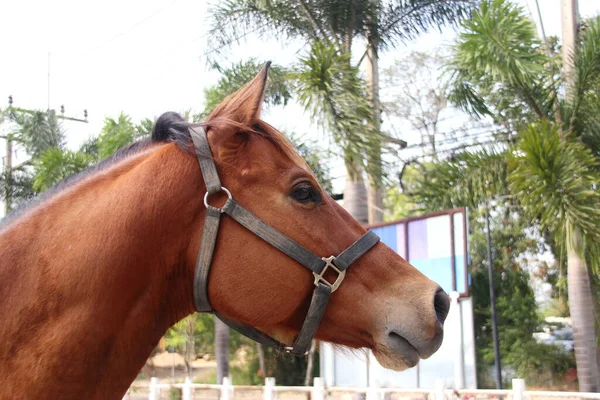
[568,16,600,126]
[508,121,600,251]
[448,0,554,123]
[239,345,319,386]
[293,41,383,181]
[468,208,575,388]
[32,148,94,192]
[11,109,65,157]
[167,387,182,400]
[207,0,474,57]
[206,0,474,186]
[0,168,36,207]
[27,113,152,195]
[98,113,149,159]
[164,314,216,356]
[409,148,509,212]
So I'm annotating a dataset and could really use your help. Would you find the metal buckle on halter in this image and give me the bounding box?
[313,256,346,292]
[283,346,309,356]
[203,186,232,212]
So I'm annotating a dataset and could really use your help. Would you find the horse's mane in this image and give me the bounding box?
[1,111,308,228]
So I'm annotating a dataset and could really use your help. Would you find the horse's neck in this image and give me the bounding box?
[0,144,201,399]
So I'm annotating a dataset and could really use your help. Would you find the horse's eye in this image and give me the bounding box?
[291,183,321,204]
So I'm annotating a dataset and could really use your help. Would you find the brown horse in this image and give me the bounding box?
[0,65,449,400]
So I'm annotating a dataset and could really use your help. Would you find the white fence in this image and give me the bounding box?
[123,377,600,400]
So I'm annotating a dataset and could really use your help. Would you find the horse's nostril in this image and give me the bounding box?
[434,288,450,324]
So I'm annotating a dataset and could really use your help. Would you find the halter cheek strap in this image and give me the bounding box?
[188,126,380,356]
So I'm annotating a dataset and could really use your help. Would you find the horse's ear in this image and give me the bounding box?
[208,62,271,124]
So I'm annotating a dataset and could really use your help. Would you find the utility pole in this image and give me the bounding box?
[561,0,579,94]
[3,95,88,215]
[485,203,502,389]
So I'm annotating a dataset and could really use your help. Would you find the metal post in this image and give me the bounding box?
[450,292,465,389]
[486,205,502,389]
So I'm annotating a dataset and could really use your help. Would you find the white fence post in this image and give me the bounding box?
[148,377,160,400]
[434,379,445,400]
[264,377,276,400]
[222,376,233,400]
[512,378,526,400]
[366,381,379,400]
[312,377,325,400]
[182,376,193,400]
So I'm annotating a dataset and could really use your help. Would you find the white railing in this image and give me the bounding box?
[123,377,600,400]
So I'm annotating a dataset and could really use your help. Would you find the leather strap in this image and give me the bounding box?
[193,206,221,312]
[290,283,332,355]
[189,125,380,356]
[333,230,380,271]
[188,126,222,195]
[222,199,325,273]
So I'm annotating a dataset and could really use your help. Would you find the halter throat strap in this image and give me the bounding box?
[188,126,380,356]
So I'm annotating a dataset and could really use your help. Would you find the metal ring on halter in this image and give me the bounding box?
[203,187,232,212]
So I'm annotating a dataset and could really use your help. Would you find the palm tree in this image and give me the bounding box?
[417,1,600,391]
[1,108,65,213]
[206,0,474,223]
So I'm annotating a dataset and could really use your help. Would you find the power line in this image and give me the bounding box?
[401,125,501,150]
[198,22,271,60]
[82,0,177,56]
[410,137,512,161]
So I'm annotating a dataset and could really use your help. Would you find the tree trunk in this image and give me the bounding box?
[343,158,368,225]
[567,224,600,392]
[365,38,384,224]
[185,314,196,379]
[215,318,230,384]
[256,343,266,378]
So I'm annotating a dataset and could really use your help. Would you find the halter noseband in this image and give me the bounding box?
[189,126,380,356]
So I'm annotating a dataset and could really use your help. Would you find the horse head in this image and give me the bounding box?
[163,64,451,371]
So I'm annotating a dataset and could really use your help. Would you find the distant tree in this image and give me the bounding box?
[98,113,150,159]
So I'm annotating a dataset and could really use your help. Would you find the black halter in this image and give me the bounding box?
[189,126,380,356]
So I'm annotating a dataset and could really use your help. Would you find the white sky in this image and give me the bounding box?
[1,0,599,195]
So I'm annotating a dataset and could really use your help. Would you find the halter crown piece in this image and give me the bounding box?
[188,126,380,356]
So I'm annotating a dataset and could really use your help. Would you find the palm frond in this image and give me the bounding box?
[566,15,600,135]
[33,148,94,192]
[410,147,509,212]
[292,41,385,181]
[508,120,600,242]
[377,0,475,50]
[447,0,553,120]
[97,113,137,159]
[0,167,36,209]
[12,110,65,157]
[206,0,321,62]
